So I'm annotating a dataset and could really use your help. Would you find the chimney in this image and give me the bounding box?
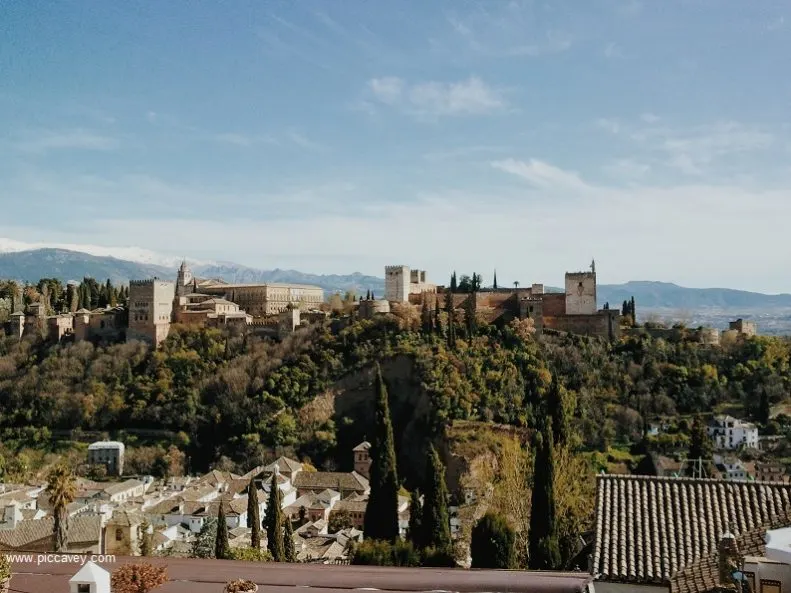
[718,531,740,589]
[69,560,110,593]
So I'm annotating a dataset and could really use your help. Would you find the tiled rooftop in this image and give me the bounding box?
[592,474,791,584]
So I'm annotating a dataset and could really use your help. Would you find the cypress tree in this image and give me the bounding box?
[464,293,477,339]
[363,364,400,542]
[493,269,498,290]
[283,516,296,562]
[450,272,457,293]
[215,502,231,560]
[444,291,456,350]
[630,296,637,325]
[471,512,516,569]
[421,301,432,336]
[407,489,423,548]
[265,473,285,560]
[247,478,261,549]
[421,446,451,554]
[528,426,561,570]
[547,377,568,447]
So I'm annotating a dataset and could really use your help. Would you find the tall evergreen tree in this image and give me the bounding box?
[464,293,477,339]
[687,417,713,477]
[265,473,285,560]
[493,270,498,290]
[630,296,637,325]
[528,426,560,570]
[283,517,296,562]
[407,489,423,547]
[421,301,432,336]
[450,272,457,293]
[215,502,231,560]
[547,377,569,447]
[247,478,261,549]
[444,291,456,350]
[421,446,451,554]
[363,364,400,542]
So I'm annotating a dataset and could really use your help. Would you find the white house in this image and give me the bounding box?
[708,415,759,450]
[714,455,752,481]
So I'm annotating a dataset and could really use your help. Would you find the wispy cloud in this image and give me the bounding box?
[604,42,626,59]
[367,76,506,117]
[215,133,277,147]
[595,118,621,134]
[446,2,572,58]
[767,16,785,31]
[423,145,509,162]
[634,121,774,174]
[11,128,119,154]
[491,158,591,191]
[287,130,325,151]
[603,158,651,180]
[595,115,773,175]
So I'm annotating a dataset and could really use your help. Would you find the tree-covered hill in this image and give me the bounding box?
[0,314,788,482]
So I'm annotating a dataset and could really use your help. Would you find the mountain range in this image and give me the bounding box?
[1,246,791,313]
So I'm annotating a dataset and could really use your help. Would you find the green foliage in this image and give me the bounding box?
[363,364,400,542]
[407,489,423,547]
[247,478,261,549]
[328,509,354,533]
[265,473,285,561]
[0,551,10,582]
[528,427,560,570]
[231,547,273,562]
[420,446,452,555]
[350,539,420,567]
[215,503,231,560]
[283,517,296,562]
[192,518,217,558]
[471,512,517,569]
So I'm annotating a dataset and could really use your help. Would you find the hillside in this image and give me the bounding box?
[194,263,385,296]
[0,248,172,286]
[598,281,791,309]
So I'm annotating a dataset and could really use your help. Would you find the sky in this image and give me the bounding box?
[1,0,790,293]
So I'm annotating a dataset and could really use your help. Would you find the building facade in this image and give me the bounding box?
[385,265,437,303]
[87,441,125,476]
[708,415,760,450]
[127,279,175,346]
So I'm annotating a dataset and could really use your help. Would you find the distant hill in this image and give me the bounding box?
[194,263,386,296]
[598,281,791,309]
[1,248,790,312]
[0,248,172,286]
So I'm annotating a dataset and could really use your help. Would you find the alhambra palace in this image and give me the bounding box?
[5,260,621,345]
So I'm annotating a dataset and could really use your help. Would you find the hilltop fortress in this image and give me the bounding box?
[380,261,620,340]
[4,259,625,344]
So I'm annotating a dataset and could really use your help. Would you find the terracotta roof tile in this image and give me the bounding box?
[592,474,791,584]
[293,472,369,493]
[0,515,101,550]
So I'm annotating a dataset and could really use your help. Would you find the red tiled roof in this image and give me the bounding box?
[592,474,791,584]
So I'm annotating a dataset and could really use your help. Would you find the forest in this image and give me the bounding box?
[0,309,787,476]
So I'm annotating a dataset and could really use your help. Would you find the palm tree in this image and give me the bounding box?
[513,281,520,289]
[47,465,76,552]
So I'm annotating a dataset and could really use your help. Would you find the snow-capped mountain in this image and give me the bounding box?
[0,238,211,268]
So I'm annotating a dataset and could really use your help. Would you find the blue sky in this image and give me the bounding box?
[1,0,790,292]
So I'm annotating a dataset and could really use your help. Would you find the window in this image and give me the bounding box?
[761,580,781,593]
[78,584,90,593]
[115,528,124,541]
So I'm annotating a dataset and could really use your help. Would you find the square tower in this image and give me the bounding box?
[127,278,175,346]
[564,271,597,315]
[385,265,410,302]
